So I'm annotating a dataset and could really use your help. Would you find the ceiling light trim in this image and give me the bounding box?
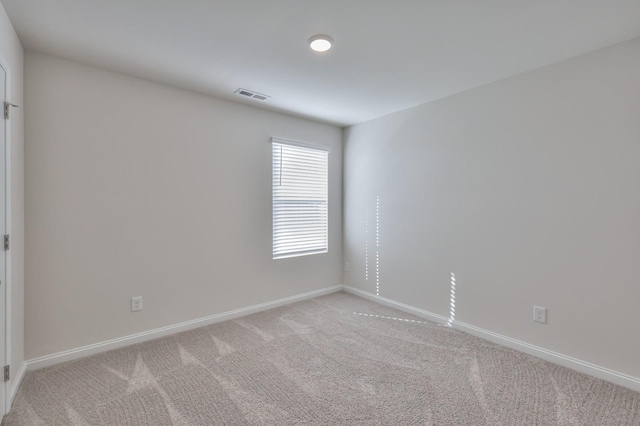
[308,35,334,52]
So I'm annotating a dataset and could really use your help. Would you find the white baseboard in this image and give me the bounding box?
[9,361,26,410]
[23,283,640,393]
[26,285,343,371]
[342,285,640,393]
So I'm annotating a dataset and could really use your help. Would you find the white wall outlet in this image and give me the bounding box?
[131,296,143,312]
[533,306,547,324]
[344,262,350,272]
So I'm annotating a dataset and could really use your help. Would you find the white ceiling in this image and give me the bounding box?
[3,0,640,126]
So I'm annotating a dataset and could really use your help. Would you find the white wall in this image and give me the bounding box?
[0,1,25,393]
[24,52,342,359]
[343,38,640,378]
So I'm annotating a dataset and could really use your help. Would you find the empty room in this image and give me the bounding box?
[0,0,639,424]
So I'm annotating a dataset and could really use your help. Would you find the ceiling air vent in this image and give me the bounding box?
[234,88,270,101]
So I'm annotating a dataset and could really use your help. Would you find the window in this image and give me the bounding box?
[272,139,329,259]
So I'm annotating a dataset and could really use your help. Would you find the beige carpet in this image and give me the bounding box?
[4,291,639,425]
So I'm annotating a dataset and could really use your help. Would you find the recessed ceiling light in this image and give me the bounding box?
[308,35,334,52]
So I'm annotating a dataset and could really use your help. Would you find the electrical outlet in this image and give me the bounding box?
[131,296,143,312]
[344,262,350,272]
[533,306,546,324]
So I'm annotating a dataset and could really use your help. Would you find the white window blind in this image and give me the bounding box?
[272,139,328,259]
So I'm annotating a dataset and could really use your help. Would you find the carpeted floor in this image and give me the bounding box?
[3,291,640,425]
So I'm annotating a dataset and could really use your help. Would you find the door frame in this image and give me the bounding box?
[0,51,13,415]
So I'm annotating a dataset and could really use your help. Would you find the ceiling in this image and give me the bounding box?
[3,0,640,126]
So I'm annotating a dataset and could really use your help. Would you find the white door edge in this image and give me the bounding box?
[0,51,13,416]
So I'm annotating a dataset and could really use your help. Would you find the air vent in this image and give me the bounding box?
[234,88,270,101]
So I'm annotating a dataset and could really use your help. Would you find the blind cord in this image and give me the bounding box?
[279,145,283,186]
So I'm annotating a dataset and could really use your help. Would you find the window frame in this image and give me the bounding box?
[271,138,330,260]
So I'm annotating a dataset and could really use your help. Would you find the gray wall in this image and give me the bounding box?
[24,52,342,359]
[343,38,640,378]
[0,1,25,394]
